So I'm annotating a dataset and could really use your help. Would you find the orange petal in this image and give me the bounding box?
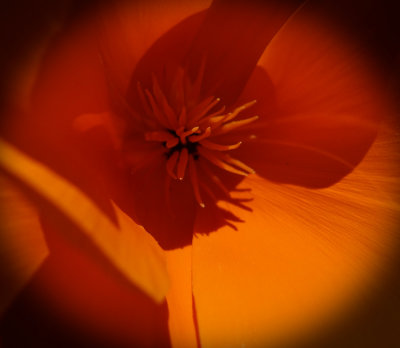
[192,125,400,347]
[166,246,199,348]
[0,139,168,303]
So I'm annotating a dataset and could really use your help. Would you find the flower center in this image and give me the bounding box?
[136,65,258,208]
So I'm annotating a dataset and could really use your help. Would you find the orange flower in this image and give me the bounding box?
[1,0,399,347]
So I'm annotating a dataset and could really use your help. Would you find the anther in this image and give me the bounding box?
[188,127,211,142]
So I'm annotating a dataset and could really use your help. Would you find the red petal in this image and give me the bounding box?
[232,10,385,188]
[120,157,198,250]
[184,0,304,105]
[103,1,212,97]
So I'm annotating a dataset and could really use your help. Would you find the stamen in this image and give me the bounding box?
[198,105,226,126]
[166,151,179,179]
[189,156,205,208]
[190,56,206,102]
[176,148,189,180]
[137,82,153,117]
[151,73,178,128]
[188,127,211,142]
[213,115,259,135]
[210,100,257,129]
[137,66,258,209]
[145,89,169,128]
[200,139,242,151]
[171,66,185,107]
[176,126,200,144]
[166,138,179,148]
[225,100,257,122]
[224,156,256,174]
[188,97,221,126]
[187,96,214,120]
[198,147,249,176]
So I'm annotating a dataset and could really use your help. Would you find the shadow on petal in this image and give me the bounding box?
[118,158,198,250]
[0,214,171,348]
[232,15,382,187]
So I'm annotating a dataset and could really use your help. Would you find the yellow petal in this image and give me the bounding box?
[166,246,199,348]
[0,138,168,303]
[192,125,400,347]
[0,174,48,314]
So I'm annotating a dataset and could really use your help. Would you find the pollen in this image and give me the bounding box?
[138,65,257,208]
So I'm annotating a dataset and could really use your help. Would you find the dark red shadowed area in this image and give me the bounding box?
[1,14,118,224]
[0,204,171,348]
[184,0,305,107]
[115,158,198,250]
[231,66,380,188]
[192,161,254,234]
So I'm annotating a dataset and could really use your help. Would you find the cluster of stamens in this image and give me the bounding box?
[136,65,258,208]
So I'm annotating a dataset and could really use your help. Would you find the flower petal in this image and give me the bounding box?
[0,139,168,303]
[3,0,212,251]
[99,0,212,94]
[234,8,385,188]
[166,246,199,348]
[0,175,48,315]
[1,225,171,348]
[122,157,198,250]
[5,11,120,219]
[184,0,304,105]
[192,126,400,347]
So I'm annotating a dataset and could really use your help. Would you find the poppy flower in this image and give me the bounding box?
[0,0,399,347]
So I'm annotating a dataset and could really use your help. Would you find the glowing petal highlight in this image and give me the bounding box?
[0,139,168,303]
[0,175,48,314]
[166,246,199,348]
[192,126,400,347]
